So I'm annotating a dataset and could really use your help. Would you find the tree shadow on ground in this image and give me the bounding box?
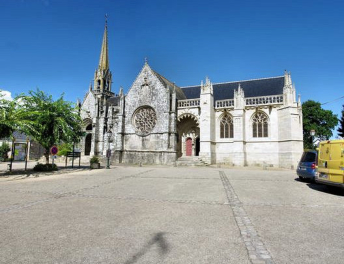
[0,165,91,177]
[124,232,170,264]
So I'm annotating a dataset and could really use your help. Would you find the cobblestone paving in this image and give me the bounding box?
[220,171,274,264]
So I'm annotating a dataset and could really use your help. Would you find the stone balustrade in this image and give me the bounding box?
[178,99,200,108]
[215,99,234,109]
[179,95,284,110]
[245,95,283,106]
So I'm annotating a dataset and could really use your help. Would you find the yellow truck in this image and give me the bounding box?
[316,140,344,188]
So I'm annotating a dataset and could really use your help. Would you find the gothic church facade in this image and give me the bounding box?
[80,23,303,169]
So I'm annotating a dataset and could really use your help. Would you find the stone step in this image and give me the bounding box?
[176,156,209,167]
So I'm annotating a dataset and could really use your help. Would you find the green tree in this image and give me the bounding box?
[57,142,73,156]
[338,104,344,138]
[302,100,338,149]
[0,142,10,161]
[18,89,83,164]
[0,92,16,138]
[0,92,36,139]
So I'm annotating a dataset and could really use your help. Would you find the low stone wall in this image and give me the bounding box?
[121,150,177,165]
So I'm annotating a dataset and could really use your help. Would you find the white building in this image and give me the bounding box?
[80,22,303,169]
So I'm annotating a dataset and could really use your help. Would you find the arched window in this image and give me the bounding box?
[220,114,233,138]
[252,111,269,137]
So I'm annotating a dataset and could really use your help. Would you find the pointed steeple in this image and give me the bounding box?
[93,15,113,93]
[98,14,109,71]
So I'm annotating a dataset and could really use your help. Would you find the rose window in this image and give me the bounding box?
[132,106,157,136]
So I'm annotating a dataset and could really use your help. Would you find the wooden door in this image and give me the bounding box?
[85,134,92,156]
[186,138,192,156]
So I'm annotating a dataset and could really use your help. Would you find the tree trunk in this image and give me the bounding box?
[44,149,50,164]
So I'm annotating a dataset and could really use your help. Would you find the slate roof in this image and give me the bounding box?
[181,76,285,101]
[152,70,186,100]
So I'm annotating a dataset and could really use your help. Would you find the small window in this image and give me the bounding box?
[86,124,92,131]
[252,112,268,138]
[220,114,233,138]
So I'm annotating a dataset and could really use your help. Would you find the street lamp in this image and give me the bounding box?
[310,129,315,148]
[106,130,112,169]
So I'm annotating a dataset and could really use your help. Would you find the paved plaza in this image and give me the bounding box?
[0,166,343,264]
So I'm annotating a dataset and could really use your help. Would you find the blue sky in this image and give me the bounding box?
[1,0,343,137]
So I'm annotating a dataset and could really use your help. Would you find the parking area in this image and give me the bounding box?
[0,166,343,264]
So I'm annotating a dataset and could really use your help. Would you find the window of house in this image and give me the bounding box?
[252,112,268,137]
[220,114,233,138]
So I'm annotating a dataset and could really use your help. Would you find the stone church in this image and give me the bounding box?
[79,22,303,168]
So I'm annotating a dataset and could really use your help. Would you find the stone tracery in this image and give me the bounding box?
[252,111,269,137]
[132,106,157,136]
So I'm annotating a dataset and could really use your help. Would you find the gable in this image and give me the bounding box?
[124,64,174,134]
[80,91,96,120]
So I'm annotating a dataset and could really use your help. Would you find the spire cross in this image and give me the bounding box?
[105,14,108,27]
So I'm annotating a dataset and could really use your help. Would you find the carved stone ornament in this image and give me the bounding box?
[132,106,157,136]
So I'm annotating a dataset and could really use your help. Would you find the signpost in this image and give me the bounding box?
[9,137,15,172]
[50,146,58,166]
[25,137,30,171]
[65,152,81,168]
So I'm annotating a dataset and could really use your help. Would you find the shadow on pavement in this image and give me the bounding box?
[0,165,91,177]
[306,182,344,197]
[294,177,315,184]
[294,177,344,196]
[124,232,170,264]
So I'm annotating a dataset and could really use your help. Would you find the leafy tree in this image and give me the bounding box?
[0,92,16,138]
[57,142,73,156]
[302,100,338,149]
[18,89,83,164]
[338,104,344,138]
[0,142,10,161]
[0,92,36,139]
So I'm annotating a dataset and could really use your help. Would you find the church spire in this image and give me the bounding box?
[98,14,109,71]
[93,15,112,92]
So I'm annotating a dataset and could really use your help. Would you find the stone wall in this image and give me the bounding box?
[121,64,176,164]
[122,150,176,165]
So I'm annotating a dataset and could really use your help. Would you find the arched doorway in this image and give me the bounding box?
[85,134,92,156]
[177,113,200,158]
[186,138,192,156]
